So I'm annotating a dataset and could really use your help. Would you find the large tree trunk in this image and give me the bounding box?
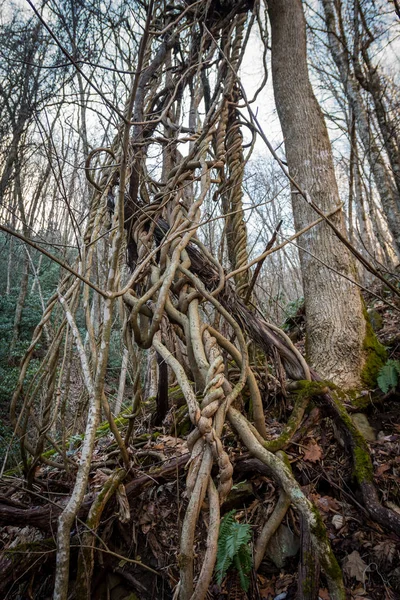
[268,0,366,388]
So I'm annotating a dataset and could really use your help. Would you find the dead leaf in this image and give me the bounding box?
[319,589,330,600]
[343,550,369,583]
[373,540,396,565]
[352,586,366,596]
[91,469,109,489]
[116,484,130,523]
[316,495,340,513]
[156,435,187,453]
[303,439,323,462]
[376,464,390,477]
[332,514,344,530]
[259,577,275,599]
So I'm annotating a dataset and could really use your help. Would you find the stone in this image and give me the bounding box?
[266,524,300,568]
[351,413,376,442]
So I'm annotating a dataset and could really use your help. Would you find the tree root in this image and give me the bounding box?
[254,488,290,570]
[298,513,320,600]
[75,468,127,600]
[315,384,400,536]
[0,454,189,531]
[228,407,346,600]
[263,394,310,453]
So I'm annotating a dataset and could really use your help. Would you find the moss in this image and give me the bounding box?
[302,551,316,595]
[292,379,336,400]
[353,444,373,483]
[361,304,387,389]
[329,389,373,484]
[323,552,343,582]
[350,394,371,410]
[265,433,291,453]
[169,385,185,401]
[178,553,190,568]
[276,450,292,471]
[310,504,327,541]
[172,404,191,436]
[309,506,343,582]
[262,381,336,453]
[5,538,55,562]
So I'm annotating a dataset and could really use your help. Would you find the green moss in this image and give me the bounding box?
[265,433,291,453]
[361,304,387,389]
[302,551,316,595]
[169,385,185,402]
[171,404,191,436]
[310,504,327,541]
[329,389,373,484]
[350,394,371,410]
[309,506,343,583]
[5,538,55,562]
[353,444,373,482]
[178,553,190,569]
[324,553,343,582]
[292,380,336,400]
[262,381,336,453]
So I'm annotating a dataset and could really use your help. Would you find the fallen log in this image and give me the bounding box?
[0,454,189,532]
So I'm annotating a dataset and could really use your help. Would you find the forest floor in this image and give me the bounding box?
[0,283,399,600]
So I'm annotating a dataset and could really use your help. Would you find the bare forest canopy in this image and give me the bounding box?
[0,1,400,599]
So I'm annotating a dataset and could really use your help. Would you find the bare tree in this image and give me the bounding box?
[1,2,399,600]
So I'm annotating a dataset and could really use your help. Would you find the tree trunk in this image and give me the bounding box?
[321,0,400,259]
[268,0,366,388]
[353,0,400,204]
[9,255,29,357]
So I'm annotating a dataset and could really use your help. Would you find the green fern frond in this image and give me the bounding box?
[377,359,400,394]
[233,552,251,592]
[215,510,252,591]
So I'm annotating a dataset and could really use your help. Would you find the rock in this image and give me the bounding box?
[351,413,376,442]
[266,524,300,568]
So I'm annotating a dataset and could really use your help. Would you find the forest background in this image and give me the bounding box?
[0,1,400,599]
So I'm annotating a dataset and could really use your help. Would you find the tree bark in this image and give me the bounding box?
[268,0,366,388]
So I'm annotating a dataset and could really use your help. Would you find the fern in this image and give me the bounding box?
[377,360,400,394]
[215,510,252,592]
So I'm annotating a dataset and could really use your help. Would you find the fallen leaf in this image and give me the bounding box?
[332,514,344,530]
[316,495,340,512]
[259,581,275,599]
[343,550,369,583]
[376,464,391,476]
[319,588,330,599]
[258,574,275,598]
[116,484,130,523]
[352,586,366,596]
[373,540,396,565]
[303,439,323,462]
